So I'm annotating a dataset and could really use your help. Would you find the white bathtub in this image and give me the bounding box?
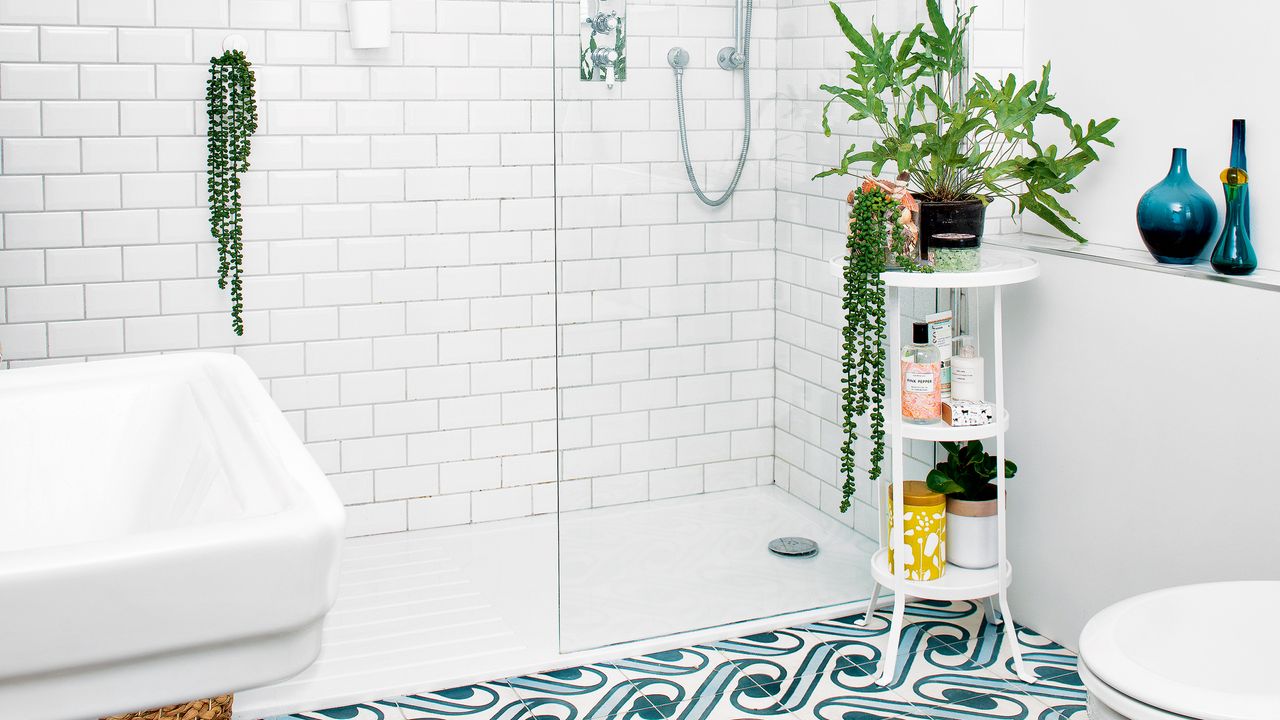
[0,353,345,720]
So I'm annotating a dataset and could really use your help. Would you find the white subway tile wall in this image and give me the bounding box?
[0,0,1020,542]
[0,0,775,538]
[550,0,781,513]
[775,0,940,533]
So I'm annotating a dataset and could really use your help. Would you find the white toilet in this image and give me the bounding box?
[1078,581,1280,720]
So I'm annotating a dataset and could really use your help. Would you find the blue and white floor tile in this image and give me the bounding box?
[390,683,528,720]
[267,600,1087,720]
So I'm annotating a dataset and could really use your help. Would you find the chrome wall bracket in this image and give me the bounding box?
[716,0,746,70]
[580,0,626,88]
[717,46,744,71]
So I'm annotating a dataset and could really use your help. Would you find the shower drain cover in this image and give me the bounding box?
[768,536,819,557]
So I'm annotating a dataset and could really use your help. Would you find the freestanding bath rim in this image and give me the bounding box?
[0,353,345,720]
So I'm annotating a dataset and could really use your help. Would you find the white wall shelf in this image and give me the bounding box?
[859,249,1040,685]
[989,232,1280,293]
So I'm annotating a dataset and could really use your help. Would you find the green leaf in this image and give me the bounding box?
[1023,194,1088,243]
[829,1,875,57]
[925,0,952,48]
[926,468,964,495]
[896,24,924,63]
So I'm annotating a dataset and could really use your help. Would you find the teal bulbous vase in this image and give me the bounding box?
[1136,148,1218,264]
[1210,167,1257,275]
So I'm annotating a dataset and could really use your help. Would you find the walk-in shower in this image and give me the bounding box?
[668,0,754,206]
[237,2,878,713]
[554,0,872,656]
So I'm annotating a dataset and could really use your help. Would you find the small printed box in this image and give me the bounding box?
[942,399,995,427]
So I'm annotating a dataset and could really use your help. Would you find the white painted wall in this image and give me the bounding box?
[1002,251,1280,649]
[1024,0,1276,269]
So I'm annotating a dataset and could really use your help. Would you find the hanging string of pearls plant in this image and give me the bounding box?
[206,49,257,336]
[838,184,931,511]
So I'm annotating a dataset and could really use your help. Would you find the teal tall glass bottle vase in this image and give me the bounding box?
[1230,119,1249,234]
[1210,168,1257,275]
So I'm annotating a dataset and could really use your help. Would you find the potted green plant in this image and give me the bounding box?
[817,0,1118,245]
[925,440,1016,569]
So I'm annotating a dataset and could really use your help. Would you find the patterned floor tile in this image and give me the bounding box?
[502,663,657,720]
[920,604,1081,679]
[387,682,525,720]
[786,683,951,720]
[274,598,1088,720]
[270,702,403,720]
[630,681,800,719]
[692,619,942,719]
[895,665,1053,719]
[795,602,978,689]
[1036,700,1088,720]
[700,626,862,688]
[895,601,1087,720]
[605,645,805,718]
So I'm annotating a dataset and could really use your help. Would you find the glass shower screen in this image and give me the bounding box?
[550,0,874,653]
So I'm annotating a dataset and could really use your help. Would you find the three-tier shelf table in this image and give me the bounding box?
[859,249,1040,685]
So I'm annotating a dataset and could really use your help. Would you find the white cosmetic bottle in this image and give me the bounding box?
[950,344,984,401]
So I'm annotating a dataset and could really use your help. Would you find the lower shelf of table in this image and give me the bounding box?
[870,547,1012,601]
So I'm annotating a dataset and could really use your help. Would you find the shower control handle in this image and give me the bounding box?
[584,10,617,34]
[591,48,619,88]
[591,48,618,67]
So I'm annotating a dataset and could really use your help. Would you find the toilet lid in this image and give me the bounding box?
[1079,581,1280,720]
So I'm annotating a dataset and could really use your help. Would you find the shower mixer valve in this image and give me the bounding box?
[579,0,626,87]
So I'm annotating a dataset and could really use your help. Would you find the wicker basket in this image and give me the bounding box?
[101,693,233,720]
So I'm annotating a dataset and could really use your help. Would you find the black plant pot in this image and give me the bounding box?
[917,198,987,257]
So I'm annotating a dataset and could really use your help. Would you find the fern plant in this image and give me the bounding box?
[839,186,930,511]
[818,0,1118,242]
[206,49,257,336]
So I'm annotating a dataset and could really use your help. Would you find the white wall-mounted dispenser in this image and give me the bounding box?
[348,0,392,49]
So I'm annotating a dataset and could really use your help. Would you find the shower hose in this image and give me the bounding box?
[673,0,752,207]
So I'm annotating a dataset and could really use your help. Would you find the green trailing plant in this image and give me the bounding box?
[838,186,930,512]
[206,49,257,336]
[817,0,1118,242]
[925,440,1017,501]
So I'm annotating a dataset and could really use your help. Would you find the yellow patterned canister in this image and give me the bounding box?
[886,481,947,580]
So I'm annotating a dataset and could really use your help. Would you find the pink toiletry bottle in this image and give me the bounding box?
[902,321,941,424]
